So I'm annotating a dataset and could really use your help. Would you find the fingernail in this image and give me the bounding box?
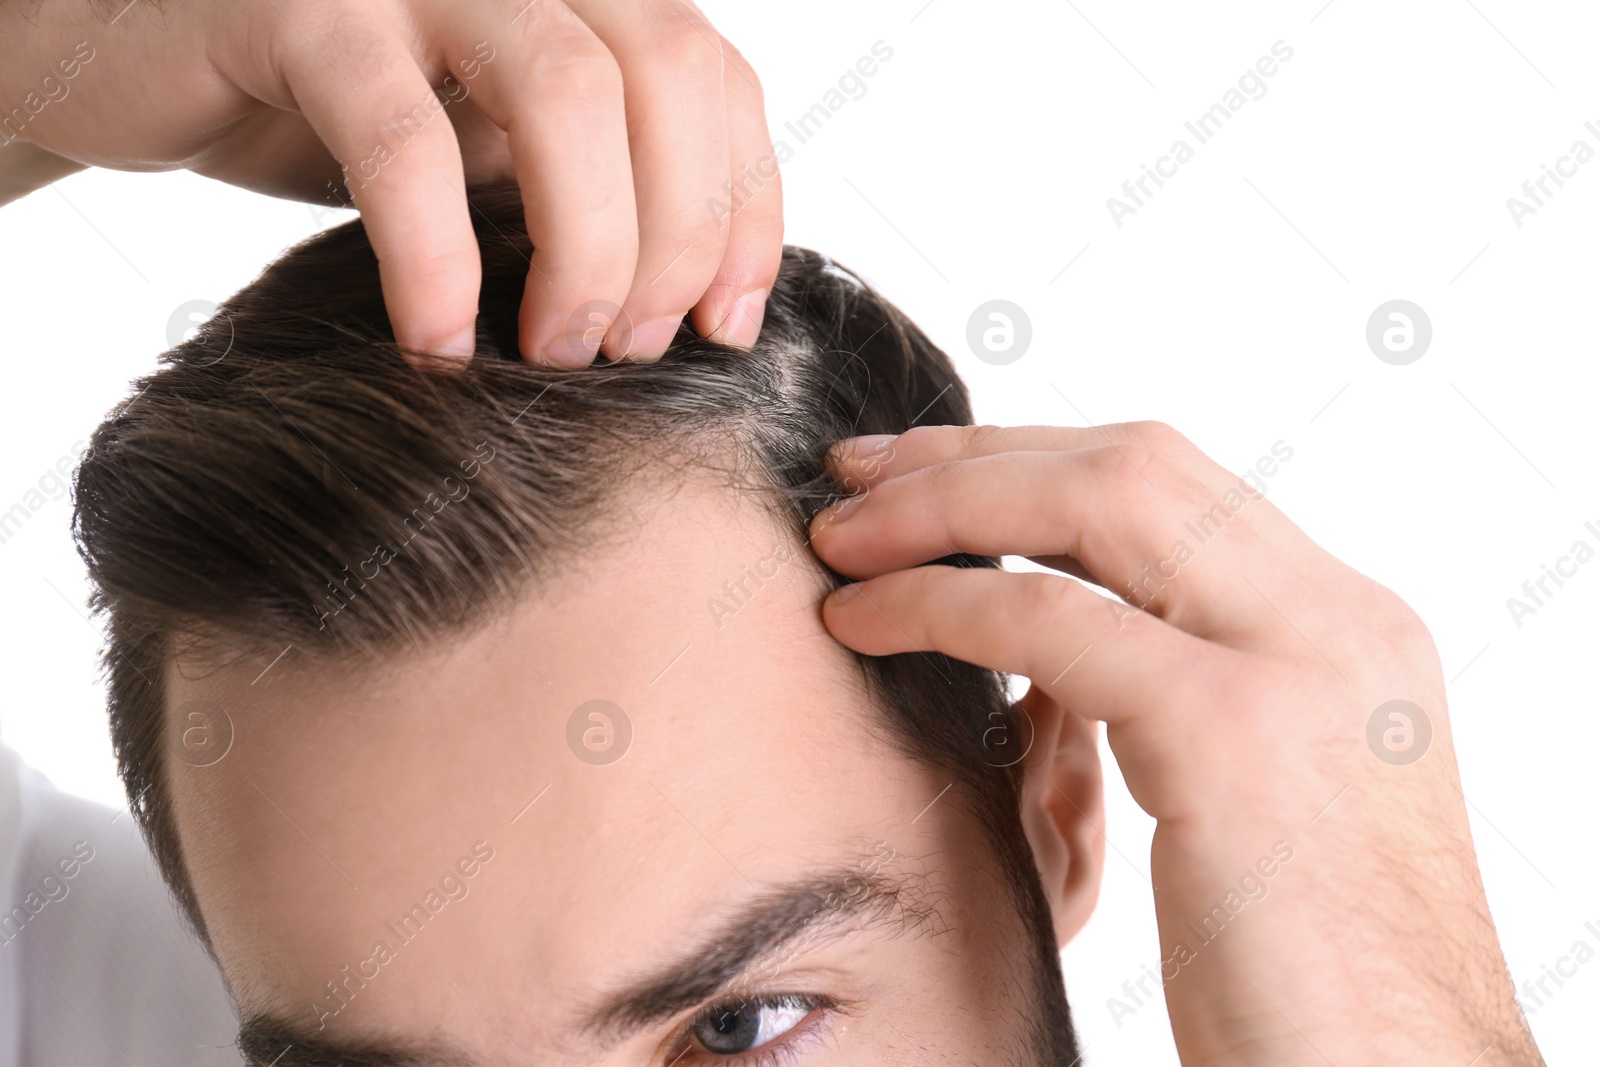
[825,493,865,525]
[435,323,476,358]
[718,288,768,349]
[832,582,862,603]
[624,315,684,361]
[541,334,597,367]
[850,434,898,460]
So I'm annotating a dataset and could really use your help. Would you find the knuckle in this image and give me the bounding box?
[896,423,952,453]
[1356,581,1435,656]
[1124,419,1188,452]
[648,17,727,85]
[1020,571,1075,623]
[670,207,728,254]
[720,163,785,237]
[1091,443,1158,493]
[528,38,623,105]
[922,456,966,500]
[722,42,766,103]
[957,423,1006,453]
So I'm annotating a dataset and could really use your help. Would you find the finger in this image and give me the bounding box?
[570,0,732,360]
[811,445,1278,638]
[689,37,782,350]
[825,422,1306,594]
[288,33,480,363]
[829,422,1238,497]
[812,447,1191,576]
[441,97,516,188]
[821,565,1208,729]
[457,5,638,366]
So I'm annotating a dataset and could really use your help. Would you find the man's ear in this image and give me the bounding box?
[1014,684,1106,947]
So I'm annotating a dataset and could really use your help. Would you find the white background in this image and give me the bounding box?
[1,0,1596,1062]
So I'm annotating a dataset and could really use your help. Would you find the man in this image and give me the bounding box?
[5,1,1548,1062]
[68,186,1543,1066]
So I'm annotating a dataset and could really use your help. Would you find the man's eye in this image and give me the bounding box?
[690,995,817,1056]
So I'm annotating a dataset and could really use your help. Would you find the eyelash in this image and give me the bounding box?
[666,993,842,1067]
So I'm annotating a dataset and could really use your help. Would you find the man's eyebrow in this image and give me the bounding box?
[235,1015,480,1067]
[232,865,927,1065]
[578,862,932,1049]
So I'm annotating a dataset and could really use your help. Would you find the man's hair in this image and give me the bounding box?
[72,186,1078,1060]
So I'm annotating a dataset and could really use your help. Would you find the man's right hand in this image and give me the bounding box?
[0,0,782,365]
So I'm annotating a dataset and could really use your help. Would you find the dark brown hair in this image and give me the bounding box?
[72,186,1077,1062]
